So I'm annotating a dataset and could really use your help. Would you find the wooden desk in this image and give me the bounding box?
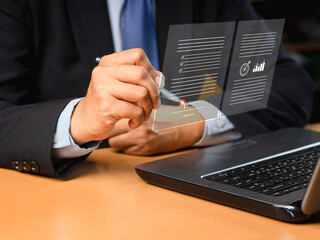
[1,128,320,239]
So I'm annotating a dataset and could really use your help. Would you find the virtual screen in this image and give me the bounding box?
[152,19,285,131]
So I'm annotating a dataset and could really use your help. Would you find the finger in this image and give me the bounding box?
[121,144,157,156]
[107,100,145,129]
[108,132,135,149]
[93,68,154,119]
[108,119,130,138]
[99,48,158,80]
[122,145,142,155]
[108,80,153,120]
[108,65,160,109]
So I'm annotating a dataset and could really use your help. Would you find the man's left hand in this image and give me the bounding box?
[108,118,204,155]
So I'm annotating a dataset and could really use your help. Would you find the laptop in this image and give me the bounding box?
[135,128,320,222]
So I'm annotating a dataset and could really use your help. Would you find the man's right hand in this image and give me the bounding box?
[70,48,162,145]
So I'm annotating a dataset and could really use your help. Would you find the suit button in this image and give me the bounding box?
[12,161,22,171]
[28,161,39,173]
[21,161,30,172]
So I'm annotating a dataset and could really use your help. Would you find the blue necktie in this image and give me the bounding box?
[122,0,160,70]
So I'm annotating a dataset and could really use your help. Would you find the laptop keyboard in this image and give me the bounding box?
[204,147,320,196]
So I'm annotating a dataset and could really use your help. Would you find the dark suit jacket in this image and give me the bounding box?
[0,0,314,177]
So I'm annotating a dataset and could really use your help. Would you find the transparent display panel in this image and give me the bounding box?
[152,19,285,131]
[221,19,285,115]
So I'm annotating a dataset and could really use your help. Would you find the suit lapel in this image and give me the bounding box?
[66,0,114,70]
[156,0,194,69]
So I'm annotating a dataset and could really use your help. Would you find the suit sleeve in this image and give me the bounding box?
[0,0,87,177]
[216,0,315,137]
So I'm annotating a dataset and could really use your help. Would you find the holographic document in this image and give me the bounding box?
[153,19,285,131]
[222,19,285,115]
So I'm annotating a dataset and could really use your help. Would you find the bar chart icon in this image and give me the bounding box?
[253,60,265,73]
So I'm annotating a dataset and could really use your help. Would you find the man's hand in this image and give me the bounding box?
[108,110,205,155]
[70,49,162,145]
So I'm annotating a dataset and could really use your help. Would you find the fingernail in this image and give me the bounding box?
[155,73,165,89]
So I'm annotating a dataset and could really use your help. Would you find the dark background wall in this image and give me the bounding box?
[251,0,320,123]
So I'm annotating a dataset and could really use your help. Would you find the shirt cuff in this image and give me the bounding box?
[52,98,101,159]
[189,100,242,146]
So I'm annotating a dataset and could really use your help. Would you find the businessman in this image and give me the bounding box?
[0,0,314,177]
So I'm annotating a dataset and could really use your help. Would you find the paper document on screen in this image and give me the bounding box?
[153,22,235,131]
